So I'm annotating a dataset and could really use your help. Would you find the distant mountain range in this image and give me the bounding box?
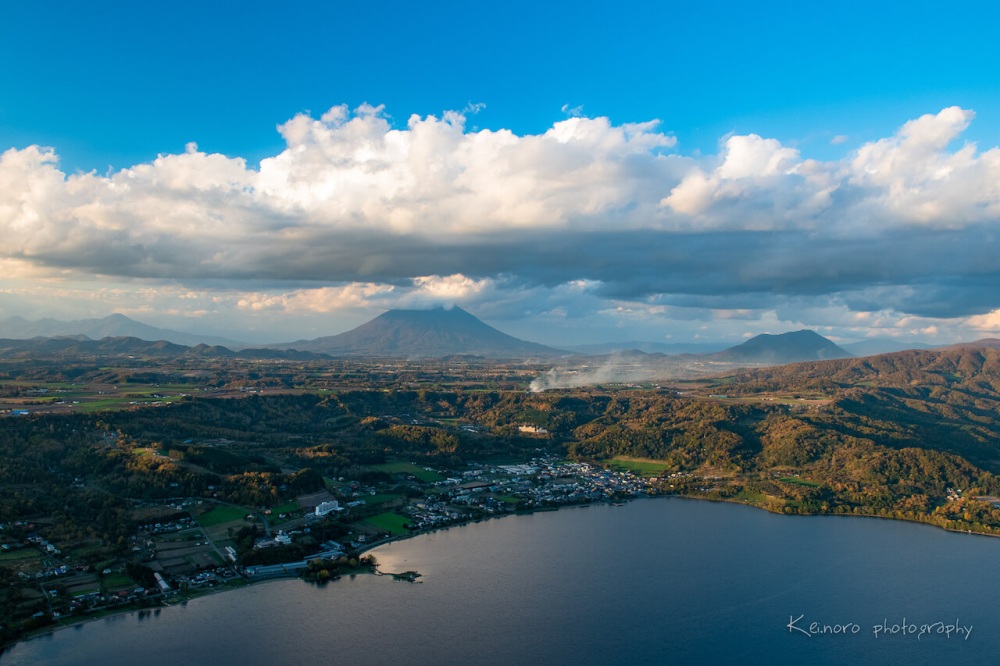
[0,314,246,349]
[0,311,949,363]
[272,307,565,358]
[569,337,932,358]
[0,336,327,360]
[839,338,933,357]
[566,341,729,355]
[712,330,852,364]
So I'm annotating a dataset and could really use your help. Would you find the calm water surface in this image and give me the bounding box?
[2,498,997,665]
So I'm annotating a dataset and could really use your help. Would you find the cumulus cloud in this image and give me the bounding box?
[3,104,1000,343]
[967,309,1000,333]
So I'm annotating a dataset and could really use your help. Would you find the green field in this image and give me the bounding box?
[495,495,522,505]
[270,501,300,515]
[102,573,136,591]
[363,512,410,535]
[779,476,822,488]
[735,489,767,503]
[66,542,107,559]
[76,398,134,413]
[606,456,674,477]
[365,493,404,506]
[195,505,249,527]
[368,461,444,483]
[0,548,40,562]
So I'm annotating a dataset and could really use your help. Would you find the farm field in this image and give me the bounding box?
[363,512,410,536]
[606,456,674,477]
[367,462,444,483]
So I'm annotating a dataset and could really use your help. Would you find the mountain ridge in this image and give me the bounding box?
[0,336,327,361]
[713,329,852,364]
[271,306,565,358]
[0,314,247,349]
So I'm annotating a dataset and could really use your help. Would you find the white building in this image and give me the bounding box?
[315,500,343,517]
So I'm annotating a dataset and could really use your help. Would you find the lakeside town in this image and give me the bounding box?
[0,455,672,634]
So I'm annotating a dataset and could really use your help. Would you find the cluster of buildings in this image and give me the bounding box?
[368,458,659,534]
[3,453,669,630]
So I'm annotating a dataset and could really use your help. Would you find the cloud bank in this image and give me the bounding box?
[3,104,1000,343]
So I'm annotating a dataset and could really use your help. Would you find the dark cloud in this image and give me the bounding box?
[4,105,1000,340]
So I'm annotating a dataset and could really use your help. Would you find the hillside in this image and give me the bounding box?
[717,345,1000,471]
[713,330,851,364]
[273,307,564,358]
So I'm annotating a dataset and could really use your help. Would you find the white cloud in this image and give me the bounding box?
[848,107,1000,226]
[662,106,1000,233]
[716,134,799,179]
[4,104,1000,344]
[967,309,1000,333]
[408,274,492,304]
[253,105,678,235]
[236,283,397,314]
[561,103,584,117]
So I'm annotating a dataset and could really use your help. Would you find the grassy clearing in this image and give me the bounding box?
[368,461,444,483]
[735,489,767,503]
[195,505,249,527]
[365,493,403,506]
[270,501,300,515]
[779,476,822,488]
[66,543,106,559]
[606,456,674,477]
[363,512,410,535]
[102,573,135,591]
[76,398,132,413]
[495,495,522,505]
[69,582,101,596]
[0,548,40,562]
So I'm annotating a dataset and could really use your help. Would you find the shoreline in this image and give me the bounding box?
[5,491,999,654]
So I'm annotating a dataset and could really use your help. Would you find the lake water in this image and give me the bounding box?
[2,498,997,665]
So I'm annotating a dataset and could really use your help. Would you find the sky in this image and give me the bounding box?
[3,1,1000,346]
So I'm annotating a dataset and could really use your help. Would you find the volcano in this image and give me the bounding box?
[275,307,564,358]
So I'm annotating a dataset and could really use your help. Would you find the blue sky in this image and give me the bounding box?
[2,1,1000,346]
[6,1,999,170]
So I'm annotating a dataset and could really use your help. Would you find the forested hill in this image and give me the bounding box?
[726,346,1000,394]
[713,347,1000,472]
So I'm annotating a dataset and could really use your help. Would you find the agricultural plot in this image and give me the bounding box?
[606,456,674,477]
[297,489,337,513]
[194,507,257,549]
[102,573,136,592]
[0,547,43,577]
[362,512,410,536]
[365,493,404,506]
[195,505,249,528]
[779,476,822,487]
[153,533,222,575]
[367,461,444,483]
[63,573,101,597]
[0,548,41,563]
[270,501,300,516]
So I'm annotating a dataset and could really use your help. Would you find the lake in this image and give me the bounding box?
[2,498,996,665]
